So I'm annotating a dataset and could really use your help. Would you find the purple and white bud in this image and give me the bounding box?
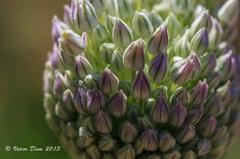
[158,132,176,152]
[52,16,68,44]
[140,129,159,151]
[174,34,190,58]
[132,71,151,99]
[101,68,119,95]
[74,87,88,115]
[132,11,154,38]
[200,53,216,77]
[188,80,208,106]
[53,71,66,96]
[49,44,61,70]
[148,53,168,83]
[148,24,168,54]
[108,90,127,117]
[120,121,138,143]
[169,102,187,127]
[151,96,169,124]
[190,27,209,55]
[75,55,93,79]
[87,90,105,114]
[95,111,112,134]
[123,39,145,71]
[198,116,217,138]
[176,124,196,144]
[186,107,204,125]
[113,18,133,48]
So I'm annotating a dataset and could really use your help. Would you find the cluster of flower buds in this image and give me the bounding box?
[43,0,240,159]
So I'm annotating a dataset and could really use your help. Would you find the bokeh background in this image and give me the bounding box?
[0,0,239,159]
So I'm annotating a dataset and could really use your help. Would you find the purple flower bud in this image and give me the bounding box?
[169,102,187,127]
[123,39,145,71]
[216,50,237,81]
[75,55,93,79]
[49,44,61,69]
[171,51,201,84]
[98,135,116,152]
[170,87,188,105]
[132,71,151,99]
[205,93,224,117]
[108,90,127,117]
[116,144,135,159]
[206,72,221,89]
[52,16,68,44]
[140,129,159,151]
[73,0,98,32]
[198,116,217,138]
[100,43,115,64]
[190,27,209,55]
[209,18,223,49]
[87,90,105,114]
[158,132,176,152]
[186,107,204,125]
[148,24,168,54]
[95,111,112,134]
[151,97,169,124]
[188,80,208,106]
[201,53,216,77]
[176,124,196,144]
[132,11,154,38]
[77,127,95,148]
[148,53,168,83]
[196,139,212,156]
[101,68,119,95]
[190,10,212,35]
[113,18,133,48]
[63,5,74,26]
[120,121,138,143]
[74,88,88,115]
[53,71,66,96]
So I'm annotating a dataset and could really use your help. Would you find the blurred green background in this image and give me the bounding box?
[0,0,239,159]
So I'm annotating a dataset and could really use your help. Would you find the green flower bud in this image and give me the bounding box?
[137,116,154,130]
[200,53,216,77]
[116,144,136,159]
[170,87,188,105]
[75,55,93,79]
[158,132,176,152]
[100,43,115,63]
[108,90,127,117]
[140,129,159,151]
[176,124,196,144]
[98,135,116,151]
[45,113,60,134]
[44,93,56,115]
[120,121,138,143]
[62,89,76,113]
[169,102,187,127]
[77,127,95,148]
[84,73,101,89]
[151,96,169,124]
[115,0,134,19]
[134,140,145,155]
[148,11,163,30]
[174,34,190,58]
[93,24,109,43]
[101,68,119,95]
[123,38,145,70]
[112,18,133,48]
[132,71,151,99]
[148,53,168,83]
[190,27,209,55]
[111,50,124,71]
[206,72,221,89]
[132,11,154,38]
[106,15,117,32]
[95,111,112,134]
[165,13,182,37]
[148,24,168,54]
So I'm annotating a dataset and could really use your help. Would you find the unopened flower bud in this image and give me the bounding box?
[108,90,127,117]
[205,93,224,117]
[53,71,66,96]
[111,50,124,71]
[90,0,104,14]
[190,10,212,35]
[140,129,158,151]
[190,27,209,55]
[169,102,187,127]
[103,153,115,159]
[52,16,68,44]
[211,126,228,144]
[148,24,168,54]
[132,11,154,38]
[200,53,216,77]
[74,0,98,32]
[188,80,208,106]
[196,139,212,156]
[165,13,182,37]
[75,55,93,79]
[120,121,138,143]
[84,73,101,89]
[49,44,61,70]
[158,132,176,152]
[100,43,115,63]
[148,53,168,83]
[66,122,78,138]
[77,127,95,148]
[113,18,133,48]
[86,145,101,159]
[216,50,236,81]
[151,96,169,124]
[198,116,217,138]
[217,81,236,107]
[218,0,239,26]
[176,124,196,144]
[116,144,136,159]
[87,90,105,114]
[148,11,163,30]
[95,111,112,134]
[123,39,145,70]
[98,135,116,151]
[209,18,223,49]
[137,116,154,130]
[186,107,204,125]
[182,150,196,159]
[162,150,181,159]
[115,0,133,20]
[101,68,119,95]
[174,35,190,58]
[206,72,221,89]
[170,87,188,105]
[132,71,151,99]
[93,24,109,43]
[106,15,117,32]
[62,89,75,113]
[74,88,88,115]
